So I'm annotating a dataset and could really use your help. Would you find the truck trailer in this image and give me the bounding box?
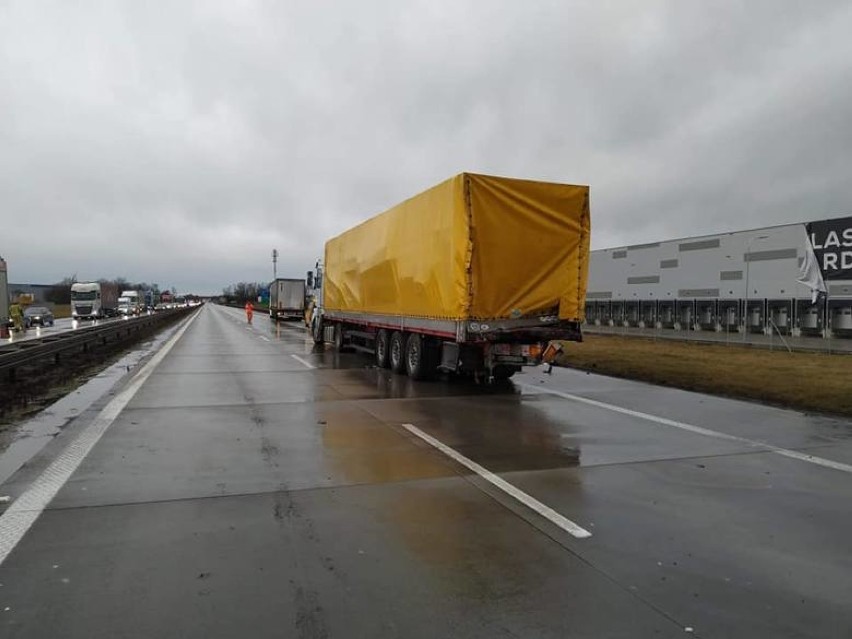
[269,278,306,321]
[309,173,590,380]
[118,290,143,316]
[71,281,118,319]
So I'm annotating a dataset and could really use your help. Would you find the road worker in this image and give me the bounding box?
[9,302,25,333]
[245,301,254,324]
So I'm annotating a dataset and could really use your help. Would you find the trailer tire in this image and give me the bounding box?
[311,316,324,345]
[334,323,349,352]
[389,331,406,374]
[375,329,391,369]
[492,365,517,381]
[405,333,435,380]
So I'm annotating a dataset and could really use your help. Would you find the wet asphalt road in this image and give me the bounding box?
[1,303,851,638]
[3,317,75,344]
[3,315,133,345]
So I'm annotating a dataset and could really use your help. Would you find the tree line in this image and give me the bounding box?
[221,282,267,305]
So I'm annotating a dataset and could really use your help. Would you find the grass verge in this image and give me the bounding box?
[553,334,852,417]
[52,304,71,319]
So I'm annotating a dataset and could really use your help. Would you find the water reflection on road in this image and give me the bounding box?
[316,365,583,599]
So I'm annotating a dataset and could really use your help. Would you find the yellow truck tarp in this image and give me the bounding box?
[324,173,590,322]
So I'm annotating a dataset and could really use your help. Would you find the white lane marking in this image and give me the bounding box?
[290,354,316,369]
[769,448,852,473]
[518,382,852,475]
[401,423,592,539]
[259,336,270,342]
[0,310,202,566]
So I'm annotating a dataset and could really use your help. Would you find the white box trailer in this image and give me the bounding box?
[269,278,306,321]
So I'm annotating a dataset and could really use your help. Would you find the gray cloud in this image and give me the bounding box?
[1,0,851,293]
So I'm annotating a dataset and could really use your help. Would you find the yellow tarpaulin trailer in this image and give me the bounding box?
[315,172,590,380]
[324,172,589,323]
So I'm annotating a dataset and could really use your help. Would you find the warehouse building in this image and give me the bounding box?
[585,215,852,338]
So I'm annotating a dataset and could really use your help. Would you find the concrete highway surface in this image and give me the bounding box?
[0,303,850,638]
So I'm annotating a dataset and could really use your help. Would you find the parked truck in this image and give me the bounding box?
[71,281,118,319]
[308,172,590,380]
[269,278,306,321]
[118,290,143,316]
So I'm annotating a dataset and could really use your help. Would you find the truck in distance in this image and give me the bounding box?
[71,281,118,320]
[118,290,143,316]
[308,172,590,381]
[269,278,306,321]
[159,291,174,309]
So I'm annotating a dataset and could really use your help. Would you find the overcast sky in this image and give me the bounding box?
[2,1,851,294]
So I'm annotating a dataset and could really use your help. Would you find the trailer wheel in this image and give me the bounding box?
[389,331,406,374]
[334,323,350,352]
[311,316,324,345]
[375,329,391,369]
[491,365,517,381]
[405,333,436,380]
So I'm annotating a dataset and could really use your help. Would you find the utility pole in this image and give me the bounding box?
[272,249,278,280]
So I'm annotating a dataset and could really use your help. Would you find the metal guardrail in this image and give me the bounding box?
[0,306,196,381]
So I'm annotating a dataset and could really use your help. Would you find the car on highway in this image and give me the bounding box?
[23,306,55,327]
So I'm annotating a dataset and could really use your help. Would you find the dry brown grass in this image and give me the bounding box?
[52,304,71,319]
[554,335,852,416]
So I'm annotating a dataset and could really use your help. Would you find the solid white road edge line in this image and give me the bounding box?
[0,309,203,567]
[518,382,852,475]
[401,423,592,539]
[290,354,316,369]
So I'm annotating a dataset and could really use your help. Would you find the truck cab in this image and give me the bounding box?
[117,291,142,316]
[72,282,103,319]
[117,296,132,316]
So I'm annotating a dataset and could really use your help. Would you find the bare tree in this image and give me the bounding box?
[46,275,77,304]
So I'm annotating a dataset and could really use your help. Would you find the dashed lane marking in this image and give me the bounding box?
[401,423,592,539]
[518,382,852,475]
[290,354,316,369]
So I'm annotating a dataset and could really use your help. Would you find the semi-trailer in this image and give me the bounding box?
[118,290,143,316]
[71,281,118,319]
[308,172,590,380]
[269,278,306,321]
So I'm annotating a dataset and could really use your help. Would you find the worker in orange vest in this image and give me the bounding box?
[245,301,254,324]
